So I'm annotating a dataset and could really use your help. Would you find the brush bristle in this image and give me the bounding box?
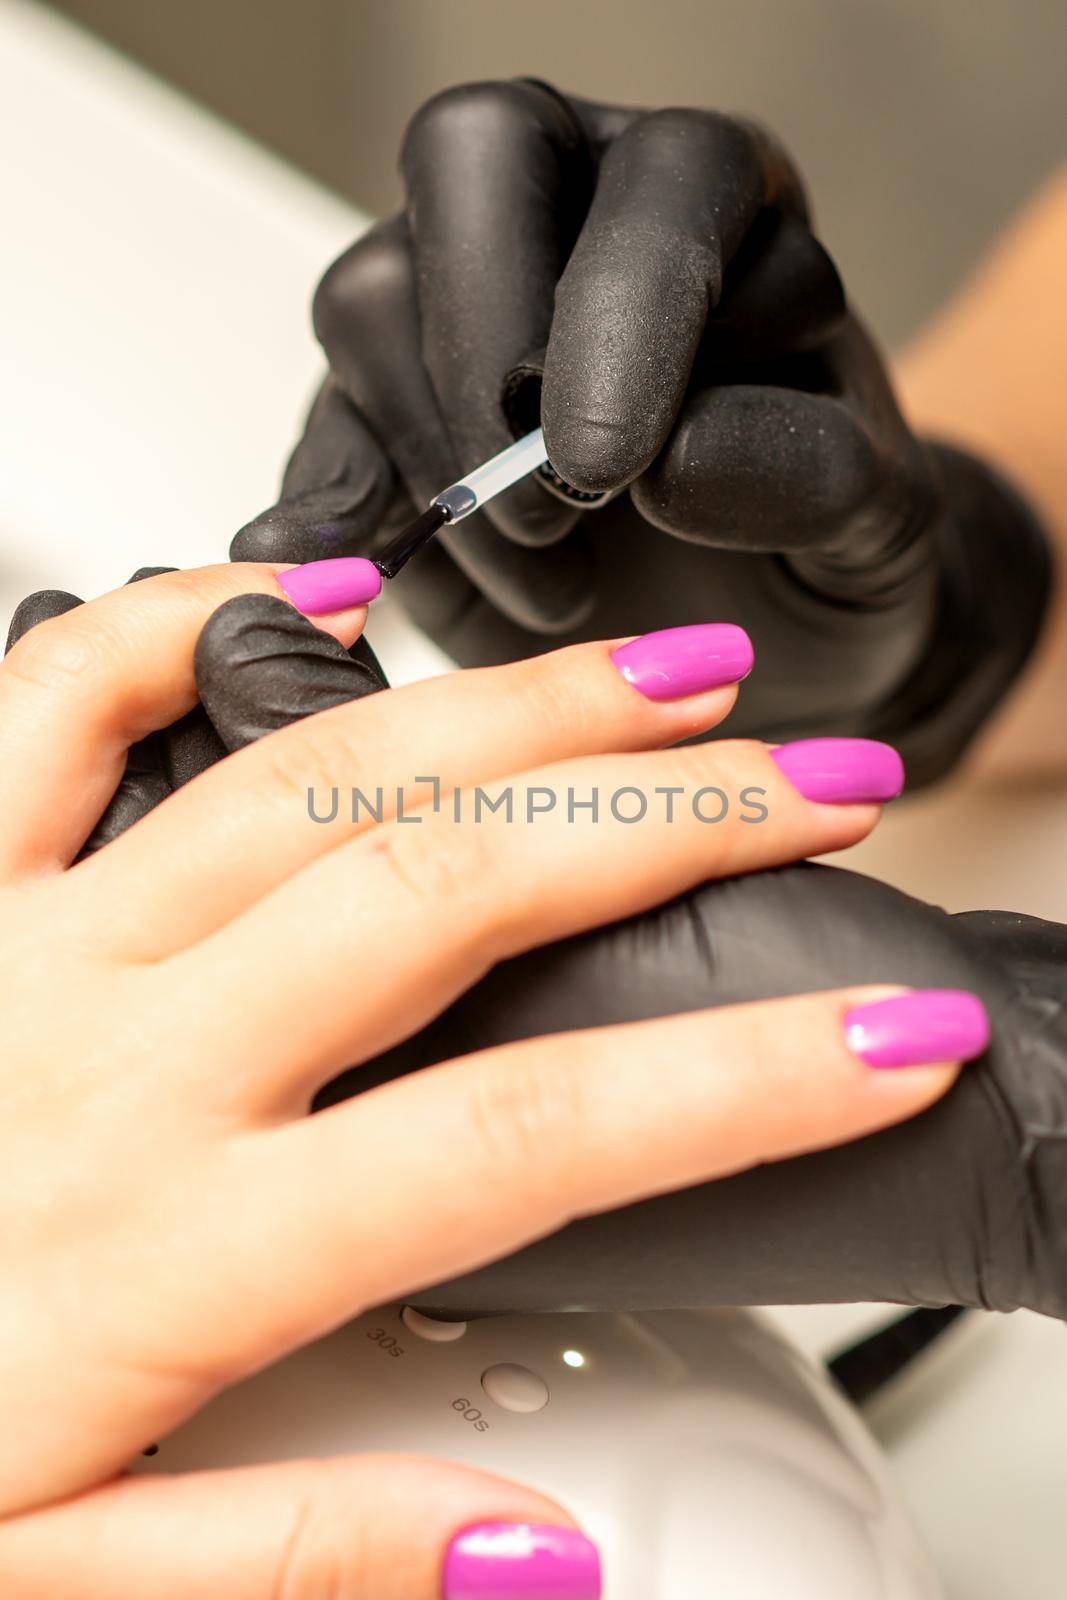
[374,505,449,580]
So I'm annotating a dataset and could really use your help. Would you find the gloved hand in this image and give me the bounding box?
[335,861,1067,1325]
[231,79,1052,787]
[14,577,1062,1323]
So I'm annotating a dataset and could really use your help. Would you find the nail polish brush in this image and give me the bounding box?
[373,428,549,579]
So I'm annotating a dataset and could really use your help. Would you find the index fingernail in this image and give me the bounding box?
[276,557,382,615]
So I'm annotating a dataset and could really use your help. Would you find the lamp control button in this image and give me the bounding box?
[401,1307,468,1342]
[481,1363,550,1413]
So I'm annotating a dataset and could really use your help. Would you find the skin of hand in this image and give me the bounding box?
[898,163,1067,783]
[231,79,1051,788]
[4,570,388,849]
[0,565,977,1598]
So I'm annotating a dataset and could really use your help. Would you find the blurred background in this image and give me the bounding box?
[45,0,1067,346]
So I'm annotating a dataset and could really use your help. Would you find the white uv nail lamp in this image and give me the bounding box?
[133,1304,940,1597]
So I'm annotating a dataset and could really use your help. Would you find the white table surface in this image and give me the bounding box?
[3,4,1064,1593]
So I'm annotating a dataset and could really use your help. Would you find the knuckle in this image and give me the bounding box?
[464,1048,585,1215]
[667,739,771,850]
[680,739,767,807]
[508,655,596,747]
[268,1472,361,1600]
[259,718,363,815]
[3,613,118,696]
[702,739,790,868]
[370,814,492,918]
[147,564,239,621]
[211,562,265,598]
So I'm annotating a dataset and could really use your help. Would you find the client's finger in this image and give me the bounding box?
[84,570,218,852]
[172,739,893,1107]
[0,564,371,874]
[212,984,983,1371]
[0,1455,591,1600]
[90,579,388,846]
[81,623,754,959]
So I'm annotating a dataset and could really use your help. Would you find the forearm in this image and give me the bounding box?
[898,164,1067,782]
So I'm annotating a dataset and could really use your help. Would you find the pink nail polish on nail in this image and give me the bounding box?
[770,737,904,804]
[844,989,990,1068]
[442,1523,602,1600]
[276,557,382,615]
[610,623,754,701]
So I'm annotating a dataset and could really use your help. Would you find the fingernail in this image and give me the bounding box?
[276,557,382,615]
[443,1522,601,1599]
[770,737,904,803]
[844,989,990,1068]
[610,623,754,701]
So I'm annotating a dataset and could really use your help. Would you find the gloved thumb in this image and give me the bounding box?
[0,1454,599,1599]
[194,592,388,752]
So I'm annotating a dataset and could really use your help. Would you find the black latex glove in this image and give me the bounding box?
[314,861,1066,1325]
[232,79,1051,787]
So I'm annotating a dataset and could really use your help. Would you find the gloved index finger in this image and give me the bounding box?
[543,109,809,495]
[400,79,590,546]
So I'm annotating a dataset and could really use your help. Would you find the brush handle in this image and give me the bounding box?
[434,428,548,522]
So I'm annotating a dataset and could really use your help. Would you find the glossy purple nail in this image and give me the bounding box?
[443,1522,601,1600]
[770,737,904,804]
[844,989,990,1068]
[276,557,382,615]
[610,623,753,701]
